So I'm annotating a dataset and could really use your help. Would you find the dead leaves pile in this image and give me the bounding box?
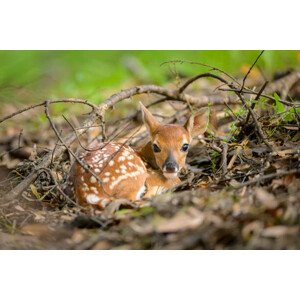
[1,69,300,249]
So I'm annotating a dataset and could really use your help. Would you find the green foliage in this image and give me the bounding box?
[0,50,299,106]
[274,93,285,113]
[283,107,300,122]
[209,150,221,173]
[273,93,300,122]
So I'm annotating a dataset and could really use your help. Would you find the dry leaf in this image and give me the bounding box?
[155,208,204,233]
[254,188,278,209]
[21,224,54,237]
[261,226,299,238]
[242,221,264,240]
[14,205,25,212]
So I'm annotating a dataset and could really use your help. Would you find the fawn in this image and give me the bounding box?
[66,103,207,209]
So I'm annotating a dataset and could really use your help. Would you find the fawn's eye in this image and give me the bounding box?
[181,143,189,152]
[152,143,161,153]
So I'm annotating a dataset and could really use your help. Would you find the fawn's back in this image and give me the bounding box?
[68,142,147,208]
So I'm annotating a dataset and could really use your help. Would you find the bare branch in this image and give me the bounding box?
[240,50,265,92]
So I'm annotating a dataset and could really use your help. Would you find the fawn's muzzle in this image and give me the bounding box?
[162,153,179,177]
[163,162,178,173]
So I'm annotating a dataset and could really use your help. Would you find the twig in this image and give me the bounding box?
[44,100,105,187]
[232,169,300,189]
[161,59,240,86]
[227,144,243,170]
[178,72,230,94]
[208,144,222,153]
[218,87,300,107]
[0,98,97,125]
[17,129,23,148]
[99,114,107,142]
[239,50,265,92]
[221,142,228,176]
[62,115,92,152]
[243,81,269,126]
[236,92,274,151]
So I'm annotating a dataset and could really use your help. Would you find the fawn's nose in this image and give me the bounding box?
[164,162,178,173]
[163,152,179,174]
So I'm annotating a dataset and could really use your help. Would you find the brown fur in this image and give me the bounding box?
[68,103,208,209]
[73,142,147,209]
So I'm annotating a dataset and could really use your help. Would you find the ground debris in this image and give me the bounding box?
[1,67,300,249]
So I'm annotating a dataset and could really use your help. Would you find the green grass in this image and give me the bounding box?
[0,50,299,106]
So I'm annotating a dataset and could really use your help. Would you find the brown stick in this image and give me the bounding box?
[243,81,269,126]
[44,100,104,186]
[239,50,264,92]
[0,98,97,125]
[221,142,228,176]
[236,92,274,151]
[232,169,300,189]
[161,59,240,86]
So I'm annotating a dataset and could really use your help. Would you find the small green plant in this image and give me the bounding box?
[274,93,285,114]
[274,93,300,122]
[210,150,221,174]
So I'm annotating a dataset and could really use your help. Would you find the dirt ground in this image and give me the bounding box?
[0,67,300,249]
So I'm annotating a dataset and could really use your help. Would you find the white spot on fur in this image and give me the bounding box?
[118,156,126,162]
[109,170,145,190]
[123,150,130,157]
[94,168,100,173]
[104,172,110,177]
[90,176,97,183]
[136,185,146,200]
[102,177,110,183]
[109,160,114,166]
[90,187,98,193]
[86,194,100,204]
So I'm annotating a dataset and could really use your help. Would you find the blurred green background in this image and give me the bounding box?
[0,50,299,106]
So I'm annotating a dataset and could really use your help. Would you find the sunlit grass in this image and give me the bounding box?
[0,50,298,107]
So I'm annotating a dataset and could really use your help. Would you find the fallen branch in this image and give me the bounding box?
[232,169,300,189]
[2,84,236,204]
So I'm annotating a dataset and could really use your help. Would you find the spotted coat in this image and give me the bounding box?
[67,142,148,209]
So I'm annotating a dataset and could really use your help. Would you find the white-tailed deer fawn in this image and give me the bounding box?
[66,103,207,209]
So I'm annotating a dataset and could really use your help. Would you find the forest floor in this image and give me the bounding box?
[0,64,300,249]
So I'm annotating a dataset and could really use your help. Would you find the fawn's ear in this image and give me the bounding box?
[185,108,209,137]
[139,102,161,134]
[184,114,194,136]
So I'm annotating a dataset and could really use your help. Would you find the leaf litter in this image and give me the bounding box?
[0,65,300,249]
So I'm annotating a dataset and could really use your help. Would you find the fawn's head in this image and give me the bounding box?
[140,102,208,179]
